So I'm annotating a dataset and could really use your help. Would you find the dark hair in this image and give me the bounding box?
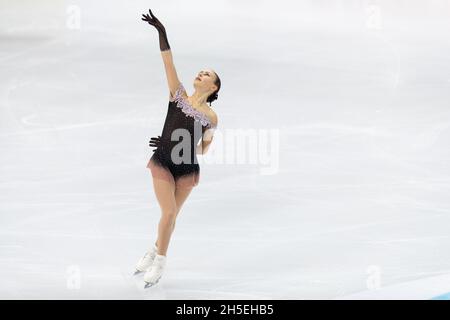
[206,72,221,107]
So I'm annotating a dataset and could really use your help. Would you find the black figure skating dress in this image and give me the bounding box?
[146,82,217,188]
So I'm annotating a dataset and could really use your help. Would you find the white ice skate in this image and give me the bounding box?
[144,254,166,288]
[134,244,158,275]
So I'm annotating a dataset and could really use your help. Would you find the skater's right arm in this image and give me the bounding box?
[161,50,184,101]
[141,9,184,101]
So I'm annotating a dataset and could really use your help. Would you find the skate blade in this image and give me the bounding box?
[133,269,144,276]
[144,278,160,289]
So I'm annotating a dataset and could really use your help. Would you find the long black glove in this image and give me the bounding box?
[149,135,161,152]
[141,9,170,51]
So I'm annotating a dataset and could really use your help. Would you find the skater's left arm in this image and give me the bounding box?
[196,113,218,155]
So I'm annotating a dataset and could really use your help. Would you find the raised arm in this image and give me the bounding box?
[141,9,183,100]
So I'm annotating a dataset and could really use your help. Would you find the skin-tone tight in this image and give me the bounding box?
[151,176,194,256]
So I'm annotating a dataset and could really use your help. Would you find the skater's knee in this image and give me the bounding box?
[161,207,177,220]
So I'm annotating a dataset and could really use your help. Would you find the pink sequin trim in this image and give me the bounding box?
[170,82,216,128]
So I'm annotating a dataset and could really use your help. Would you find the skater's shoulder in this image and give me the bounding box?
[204,107,218,128]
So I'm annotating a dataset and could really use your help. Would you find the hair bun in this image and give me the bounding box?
[207,91,219,106]
[207,72,221,106]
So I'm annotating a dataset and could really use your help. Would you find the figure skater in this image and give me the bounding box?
[134,9,220,288]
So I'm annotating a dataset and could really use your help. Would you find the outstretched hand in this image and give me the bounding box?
[141,9,165,31]
[141,9,170,51]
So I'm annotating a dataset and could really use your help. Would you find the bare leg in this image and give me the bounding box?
[154,185,194,248]
[170,185,194,232]
[152,177,177,256]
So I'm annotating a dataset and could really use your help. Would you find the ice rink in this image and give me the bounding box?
[1,0,450,299]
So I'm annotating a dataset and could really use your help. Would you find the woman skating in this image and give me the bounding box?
[135,9,221,288]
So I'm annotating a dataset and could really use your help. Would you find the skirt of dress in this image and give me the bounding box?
[147,154,200,189]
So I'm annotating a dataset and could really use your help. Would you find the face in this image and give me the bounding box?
[194,68,217,92]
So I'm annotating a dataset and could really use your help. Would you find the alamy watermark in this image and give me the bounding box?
[66,265,81,290]
[163,127,280,175]
[366,265,382,290]
[364,3,383,30]
[66,5,81,30]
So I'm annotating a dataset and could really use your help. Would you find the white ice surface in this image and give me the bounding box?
[1,0,450,299]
